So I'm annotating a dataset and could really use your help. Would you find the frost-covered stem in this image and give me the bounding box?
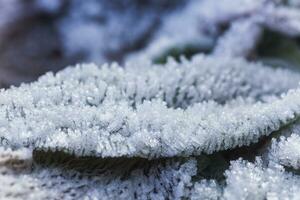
[213,18,263,57]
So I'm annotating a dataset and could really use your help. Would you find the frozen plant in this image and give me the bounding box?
[1,1,300,199]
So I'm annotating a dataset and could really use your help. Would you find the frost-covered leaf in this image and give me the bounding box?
[269,122,300,169]
[0,148,201,200]
[223,158,300,200]
[0,55,300,158]
[270,134,300,169]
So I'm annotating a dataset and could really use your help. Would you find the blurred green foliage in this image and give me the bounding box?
[256,29,300,70]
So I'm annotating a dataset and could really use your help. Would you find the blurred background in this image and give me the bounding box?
[1,0,300,87]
